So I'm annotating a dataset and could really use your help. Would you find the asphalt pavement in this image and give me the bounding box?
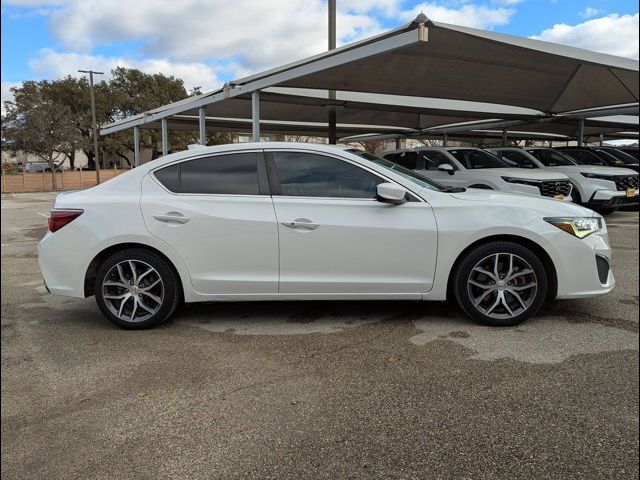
[1,192,638,480]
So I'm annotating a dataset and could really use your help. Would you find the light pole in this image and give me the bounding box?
[78,69,104,184]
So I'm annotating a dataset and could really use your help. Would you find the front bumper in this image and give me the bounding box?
[587,189,639,208]
[553,229,615,299]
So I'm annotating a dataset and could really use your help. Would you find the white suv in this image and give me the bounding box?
[383,147,573,201]
[488,147,639,215]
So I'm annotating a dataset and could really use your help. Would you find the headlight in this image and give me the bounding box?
[544,217,602,239]
[501,176,539,186]
[581,172,613,180]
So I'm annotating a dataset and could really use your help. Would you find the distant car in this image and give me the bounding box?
[615,146,639,161]
[382,147,573,201]
[593,146,640,171]
[488,147,639,215]
[23,162,51,173]
[39,142,614,329]
[556,146,639,173]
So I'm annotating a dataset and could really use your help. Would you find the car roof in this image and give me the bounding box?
[383,146,482,154]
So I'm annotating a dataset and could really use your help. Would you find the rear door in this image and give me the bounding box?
[266,149,438,295]
[140,150,278,295]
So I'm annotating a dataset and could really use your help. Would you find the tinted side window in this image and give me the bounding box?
[180,153,260,194]
[393,152,419,169]
[272,151,383,199]
[502,151,535,168]
[562,149,603,166]
[420,151,454,170]
[154,163,180,192]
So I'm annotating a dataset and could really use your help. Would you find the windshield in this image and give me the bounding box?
[448,149,510,169]
[591,149,626,166]
[596,148,638,165]
[345,149,448,192]
[526,149,577,167]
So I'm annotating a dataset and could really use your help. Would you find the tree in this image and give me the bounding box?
[3,94,79,189]
[356,140,386,153]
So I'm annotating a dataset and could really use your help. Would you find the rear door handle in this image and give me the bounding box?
[282,218,319,230]
[153,212,191,224]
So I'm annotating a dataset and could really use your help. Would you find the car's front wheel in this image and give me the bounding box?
[453,241,547,326]
[94,248,181,329]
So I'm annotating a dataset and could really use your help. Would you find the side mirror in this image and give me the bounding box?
[376,183,407,205]
[438,164,455,175]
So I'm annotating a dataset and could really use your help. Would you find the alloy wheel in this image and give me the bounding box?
[101,259,164,323]
[467,253,538,320]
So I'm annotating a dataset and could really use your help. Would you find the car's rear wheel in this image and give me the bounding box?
[94,248,180,329]
[453,241,547,326]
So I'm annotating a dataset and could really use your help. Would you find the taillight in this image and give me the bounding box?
[48,210,83,233]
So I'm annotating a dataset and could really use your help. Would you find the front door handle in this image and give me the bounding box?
[153,212,191,224]
[282,218,319,230]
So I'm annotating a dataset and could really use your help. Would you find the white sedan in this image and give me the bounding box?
[382,147,574,201]
[487,147,639,215]
[39,143,613,329]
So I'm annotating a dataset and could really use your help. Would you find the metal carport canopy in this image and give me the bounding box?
[227,14,638,113]
[99,87,544,136]
[107,115,421,138]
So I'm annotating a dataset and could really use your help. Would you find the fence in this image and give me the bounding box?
[1,169,130,193]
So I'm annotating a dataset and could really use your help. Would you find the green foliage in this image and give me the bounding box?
[1,68,232,168]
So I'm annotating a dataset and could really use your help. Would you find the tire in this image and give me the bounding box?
[594,206,618,216]
[452,241,547,327]
[94,248,181,329]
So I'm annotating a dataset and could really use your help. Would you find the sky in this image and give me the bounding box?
[1,0,639,109]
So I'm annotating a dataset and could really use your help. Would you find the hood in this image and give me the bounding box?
[475,167,569,181]
[545,165,639,176]
[450,189,595,216]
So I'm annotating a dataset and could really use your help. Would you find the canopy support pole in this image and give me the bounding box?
[443,133,448,147]
[501,128,507,146]
[252,90,261,142]
[199,107,206,145]
[161,118,168,156]
[599,133,604,146]
[577,118,585,146]
[395,138,401,149]
[328,0,337,144]
[133,126,140,167]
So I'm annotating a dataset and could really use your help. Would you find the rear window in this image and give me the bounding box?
[154,164,180,192]
[153,153,260,195]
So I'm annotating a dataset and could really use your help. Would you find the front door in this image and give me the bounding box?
[267,150,438,294]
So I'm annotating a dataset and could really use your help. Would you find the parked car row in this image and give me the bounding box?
[40,142,617,330]
[376,146,638,215]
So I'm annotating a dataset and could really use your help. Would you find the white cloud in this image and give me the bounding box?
[43,0,384,69]
[579,7,602,19]
[400,2,515,29]
[27,49,223,92]
[531,13,639,59]
[491,0,524,5]
[1,0,63,6]
[1,81,20,114]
